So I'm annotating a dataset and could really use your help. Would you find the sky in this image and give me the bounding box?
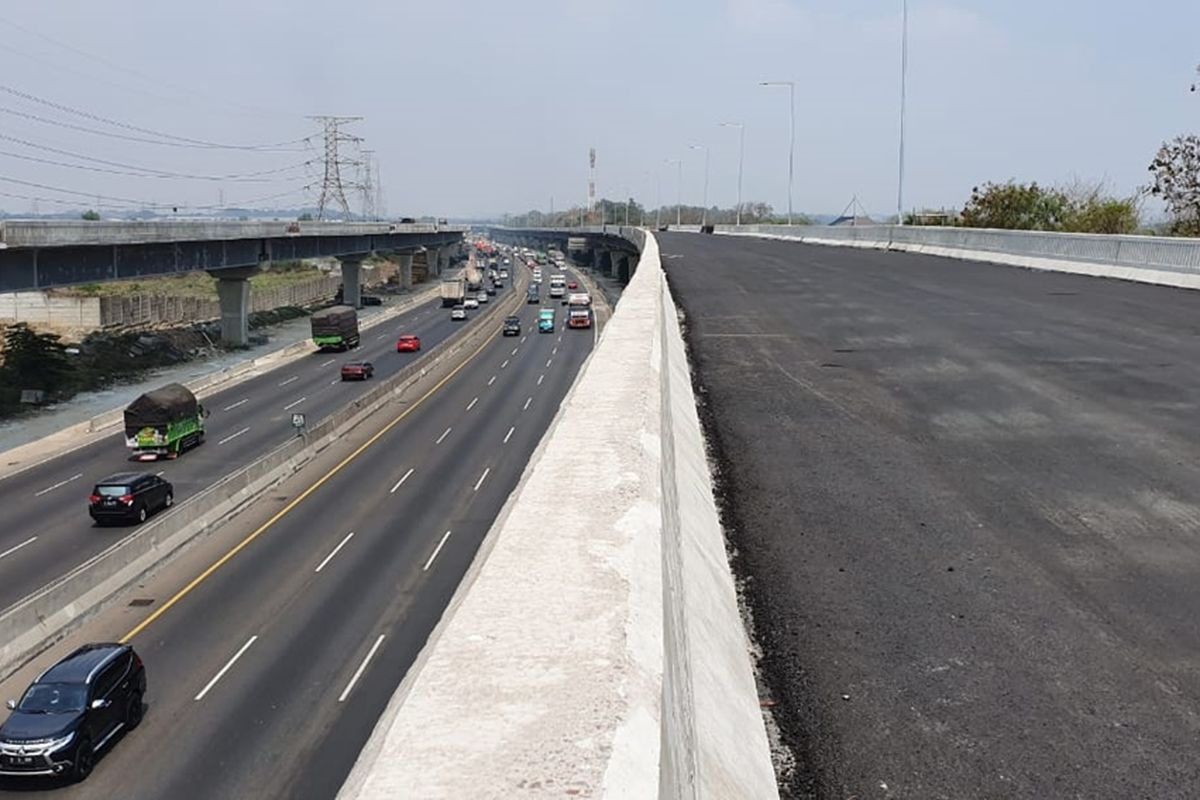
[0,1,1197,220]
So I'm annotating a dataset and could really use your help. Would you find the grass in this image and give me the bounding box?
[58,261,324,299]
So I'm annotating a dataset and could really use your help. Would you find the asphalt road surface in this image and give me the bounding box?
[0,265,595,798]
[0,284,502,611]
[660,232,1200,799]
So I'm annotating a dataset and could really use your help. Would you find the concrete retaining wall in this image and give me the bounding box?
[337,231,776,799]
[0,292,103,328]
[0,269,526,681]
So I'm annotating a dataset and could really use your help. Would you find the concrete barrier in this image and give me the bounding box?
[0,271,527,681]
[337,232,776,799]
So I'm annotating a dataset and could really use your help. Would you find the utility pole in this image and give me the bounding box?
[308,115,363,220]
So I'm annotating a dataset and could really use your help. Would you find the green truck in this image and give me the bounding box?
[311,305,360,351]
[124,383,207,460]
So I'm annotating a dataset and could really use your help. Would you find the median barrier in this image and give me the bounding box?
[338,231,776,798]
[0,271,527,682]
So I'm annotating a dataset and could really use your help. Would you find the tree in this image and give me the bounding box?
[0,323,72,394]
[961,181,1070,230]
[81,209,100,221]
[1061,180,1140,234]
[1148,134,1200,235]
[297,212,314,222]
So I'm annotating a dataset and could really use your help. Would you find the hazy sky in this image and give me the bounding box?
[0,1,1197,219]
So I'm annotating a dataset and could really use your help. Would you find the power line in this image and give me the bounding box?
[0,174,311,211]
[309,116,362,220]
[0,83,307,151]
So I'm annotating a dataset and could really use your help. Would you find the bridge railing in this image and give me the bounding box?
[0,220,468,248]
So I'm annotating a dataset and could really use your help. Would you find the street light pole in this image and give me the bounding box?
[896,0,909,226]
[720,122,745,225]
[665,158,682,226]
[760,80,795,224]
[655,170,662,228]
[689,144,710,226]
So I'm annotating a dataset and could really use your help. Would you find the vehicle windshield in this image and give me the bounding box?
[95,485,130,497]
[17,683,87,714]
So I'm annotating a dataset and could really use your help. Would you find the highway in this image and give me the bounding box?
[0,275,504,610]
[0,259,596,797]
[660,232,1200,798]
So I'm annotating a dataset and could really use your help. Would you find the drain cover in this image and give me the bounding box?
[128,598,154,607]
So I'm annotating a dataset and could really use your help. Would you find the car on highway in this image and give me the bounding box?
[463,297,479,310]
[538,308,556,333]
[486,284,497,296]
[526,287,540,304]
[499,269,509,279]
[502,316,521,336]
[450,304,467,320]
[340,361,375,381]
[568,308,592,329]
[88,473,173,526]
[0,643,146,782]
[567,281,578,290]
[395,335,421,352]
[477,291,489,304]
[532,270,542,282]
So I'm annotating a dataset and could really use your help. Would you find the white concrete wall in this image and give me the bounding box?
[338,233,777,799]
[0,292,101,328]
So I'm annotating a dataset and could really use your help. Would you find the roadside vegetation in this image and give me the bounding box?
[61,260,323,298]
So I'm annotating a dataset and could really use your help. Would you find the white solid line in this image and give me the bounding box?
[283,396,307,411]
[218,427,250,445]
[338,634,386,703]
[319,358,336,367]
[436,427,452,444]
[473,467,490,492]
[389,468,415,494]
[511,347,519,356]
[195,636,258,701]
[278,375,299,387]
[466,397,478,411]
[222,398,249,412]
[537,374,545,386]
[545,358,553,368]
[503,426,514,444]
[523,397,532,411]
[501,359,509,369]
[0,536,37,562]
[487,375,496,386]
[315,531,355,573]
[423,531,452,571]
[34,473,82,497]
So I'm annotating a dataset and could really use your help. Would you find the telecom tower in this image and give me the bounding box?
[588,147,597,224]
[308,116,363,220]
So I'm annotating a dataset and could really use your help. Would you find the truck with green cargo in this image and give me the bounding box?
[124,383,207,460]
[311,305,360,351]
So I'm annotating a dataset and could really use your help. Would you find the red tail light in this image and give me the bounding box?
[119,494,134,505]
[88,494,101,504]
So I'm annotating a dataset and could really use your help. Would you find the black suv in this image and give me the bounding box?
[0,643,146,782]
[502,316,521,336]
[88,473,173,526]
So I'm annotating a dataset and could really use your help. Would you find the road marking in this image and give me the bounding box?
[523,397,532,411]
[283,396,307,411]
[473,467,490,492]
[557,335,562,343]
[217,427,250,445]
[389,468,415,494]
[0,537,37,562]
[503,426,514,444]
[34,473,82,497]
[319,358,336,367]
[537,374,545,386]
[222,398,249,412]
[545,358,553,368]
[195,636,258,701]
[511,347,519,356]
[278,375,299,387]
[501,359,509,369]
[521,335,527,343]
[552,346,558,355]
[376,333,388,341]
[466,397,479,411]
[423,531,452,571]
[338,634,386,703]
[487,375,496,386]
[330,379,340,385]
[436,427,452,444]
[314,531,355,573]
[118,285,505,644]
[155,470,165,477]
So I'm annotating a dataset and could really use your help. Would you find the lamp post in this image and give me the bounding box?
[760,80,795,225]
[897,0,909,226]
[689,144,710,226]
[720,122,745,225]
[655,170,662,228]
[665,158,682,226]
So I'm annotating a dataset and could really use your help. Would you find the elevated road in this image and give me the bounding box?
[0,284,501,614]
[660,232,1200,798]
[0,264,596,798]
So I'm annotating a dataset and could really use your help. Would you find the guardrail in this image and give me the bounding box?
[0,220,469,248]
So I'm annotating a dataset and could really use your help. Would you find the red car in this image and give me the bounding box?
[396,334,421,352]
[567,281,578,290]
[340,361,374,380]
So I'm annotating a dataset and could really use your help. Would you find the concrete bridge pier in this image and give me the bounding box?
[340,256,365,308]
[426,247,441,279]
[614,253,632,284]
[438,247,451,275]
[209,264,262,347]
[396,253,414,291]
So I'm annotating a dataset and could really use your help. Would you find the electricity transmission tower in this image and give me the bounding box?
[308,115,363,220]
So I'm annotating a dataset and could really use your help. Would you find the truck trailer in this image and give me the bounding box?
[311,305,360,351]
[440,276,466,307]
[124,383,207,460]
